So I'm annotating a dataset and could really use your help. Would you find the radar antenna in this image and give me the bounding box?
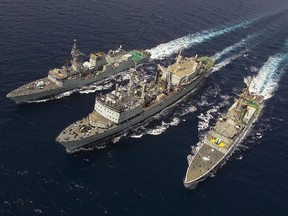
[176,49,183,65]
[71,39,84,72]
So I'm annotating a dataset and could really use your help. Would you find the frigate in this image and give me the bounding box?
[56,51,215,153]
[6,40,150,103]
[183,89,264,189]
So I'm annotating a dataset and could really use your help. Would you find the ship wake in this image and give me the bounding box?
[246,39,288,99]
[212,32,261,62]
[130,40,250,139]
[147,15,263,59]
[130,94,198,139]
[210,31,265,73]
[197,93,231,137]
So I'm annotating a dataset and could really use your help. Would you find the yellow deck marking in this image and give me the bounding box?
[219,142,225,147]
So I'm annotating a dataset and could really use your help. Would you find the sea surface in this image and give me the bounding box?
[1,0,288,215]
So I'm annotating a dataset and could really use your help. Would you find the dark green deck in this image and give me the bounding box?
[199,56,215,70]
[130,51,145,62]
[244,98,259,108]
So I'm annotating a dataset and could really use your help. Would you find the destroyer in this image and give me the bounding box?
[6,40,150,103]
[56,51,215,153]
[183,88,264,189]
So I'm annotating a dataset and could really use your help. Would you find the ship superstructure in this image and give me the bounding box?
[56,52,215,153]
[184,89,264,189]
[7,40,150,103]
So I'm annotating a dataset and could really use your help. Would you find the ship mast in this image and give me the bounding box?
[166,71,172,93]
[129,69,135,96]
[176,49,183,65]
[154,66,160,84]
[234,97,247,123]
[141,83,146,103]
[71,39,84,72]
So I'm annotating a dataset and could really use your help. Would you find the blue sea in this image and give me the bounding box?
[1,0,288,215]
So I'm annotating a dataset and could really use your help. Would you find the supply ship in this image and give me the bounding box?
[183,89,264,189]
[56,51,215,153]
[6,40,150,103]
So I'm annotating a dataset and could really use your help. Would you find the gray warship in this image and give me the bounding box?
[6,40,150,103]
[183,88,264,189]
[56,51,215,153]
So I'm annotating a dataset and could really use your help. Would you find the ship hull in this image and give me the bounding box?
[184,103,264,189]
[7,86,67,103]
[58,70,212,153]
[7,57,149,104]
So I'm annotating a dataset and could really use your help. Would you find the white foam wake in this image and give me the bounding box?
[123,35,254,139]
[146,117,181,135]
[111,132,128,144]
[211,52,245,73]
[130,133,144,139]
[210,32,264,73]
[130,98,197,138]
[180,105,197,117]
[197,106,220,132]
[197,85,232,138]
[147,19,254,59]
[213,33,260,61]
[124,34,262,139]
[248,40,288,99]
[78,82,113,94]
[77,70,131,95]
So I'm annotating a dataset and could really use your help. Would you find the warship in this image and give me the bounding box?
[56,51,215,153]
[183,88,264,189]
[6,40,150,103]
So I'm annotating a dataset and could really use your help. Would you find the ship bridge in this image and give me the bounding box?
[160,56,199,86]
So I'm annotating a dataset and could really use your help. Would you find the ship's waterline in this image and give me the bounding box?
[7,40,150,104]
[184,89,264,189]
[57,53,215,152]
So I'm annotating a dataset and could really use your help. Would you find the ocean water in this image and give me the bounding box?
[1,0,288,215]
